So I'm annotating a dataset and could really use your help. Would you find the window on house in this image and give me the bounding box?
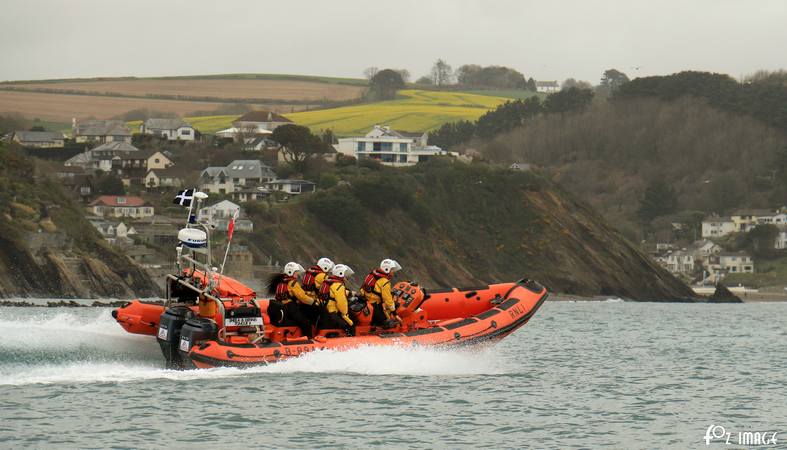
[181,129,191,135]
[357,142,366,152]
[291,184,301,193]
[399,143,408,152]
[382,154,394,163]
[399,154,407,163]
[373,142,382,152]
[117,197,126,204]
[381,142,393,151]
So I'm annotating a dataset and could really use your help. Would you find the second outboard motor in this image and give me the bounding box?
[178,317,219,369]
[157,306,195,370]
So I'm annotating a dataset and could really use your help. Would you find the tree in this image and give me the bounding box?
[29,125,46,132]
[321,129,337,145]
[600,69,630,93]
[367,69,405,100]
[415,75,433,85]
[270,124,331,171]
[456,64,482,85]
[636,180,678,223]
[363,67,379,80]
[526,77,537,92]
[544,87,594,114]
[95,174,125,195]
[561,78,593,90]
[430,59,453,86]
[395,69,411,83]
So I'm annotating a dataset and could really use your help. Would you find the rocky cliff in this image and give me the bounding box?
[239,160,695,300]
[0,146,160,299]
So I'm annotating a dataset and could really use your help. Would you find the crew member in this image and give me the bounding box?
[317,264,356,336]
[360,259,402,328]
[267,262,315,338]
[301,257,334,324]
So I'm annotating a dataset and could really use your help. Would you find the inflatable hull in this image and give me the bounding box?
[188,279,548,369]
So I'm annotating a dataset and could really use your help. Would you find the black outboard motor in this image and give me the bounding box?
[157,306,195,370]
[177,317,219,369]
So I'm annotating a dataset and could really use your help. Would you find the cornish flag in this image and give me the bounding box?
[173,189,194,207]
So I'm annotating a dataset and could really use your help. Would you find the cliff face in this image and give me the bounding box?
[240,161,695,300]
[0,146,160,299]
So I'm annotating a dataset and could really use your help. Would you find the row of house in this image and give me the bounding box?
[654,239,754,283]
[198,159,316,198]
[63,141,183,188]
[701,208,787,249]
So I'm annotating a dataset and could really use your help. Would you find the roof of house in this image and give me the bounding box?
[13,131,65,142]
[200,166,228,178]
[233,110,292,124]
[146,167,181,178]
[64,151,95,166]
[536,80,559,87]
[88,195,150,207]
[142,118,192,130]
[202,200,241,211]
[75,120,131,137]
[91,141,139,153]
[702,216,733,223]
[226,160,277,179]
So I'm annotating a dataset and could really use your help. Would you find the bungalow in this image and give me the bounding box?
[701,216,736,238]
[335,125,454,167]
[243,136,281,152]
[231,188,271,203]
[199,160,277,194]
[139,118,195,141]
[87,195,155,219]
[536,80,560,93]
[11,131,65,148]
[263,179,316,195]
[509,162,531,171]
[145,168,183,188]
[72,119,132,144]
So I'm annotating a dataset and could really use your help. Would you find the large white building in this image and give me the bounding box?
[140,118,195,141]
[335,125,455,167]
[199,160,277,194]
[701,216,736,238]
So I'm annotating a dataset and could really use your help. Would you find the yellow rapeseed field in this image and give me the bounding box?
[129,90,511,135]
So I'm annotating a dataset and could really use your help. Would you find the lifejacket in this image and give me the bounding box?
[361,269,390,294]
[319,275,344,302]
[301,266,323,292]
[275,275,295,302]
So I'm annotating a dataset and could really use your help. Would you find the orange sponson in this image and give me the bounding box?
[112,300,169,336]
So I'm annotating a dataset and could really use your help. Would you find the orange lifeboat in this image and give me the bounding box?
[113,275,548,369]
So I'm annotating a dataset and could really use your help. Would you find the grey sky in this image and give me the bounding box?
[0,0,785,83]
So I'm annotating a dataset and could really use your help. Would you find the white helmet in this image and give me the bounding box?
[380,259,402,274]
[331,264,354,278]
[283,262,305,277]
[317,257,335,273]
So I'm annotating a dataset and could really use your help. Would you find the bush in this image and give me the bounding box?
[305,188,369,244]
[319,173,339,189]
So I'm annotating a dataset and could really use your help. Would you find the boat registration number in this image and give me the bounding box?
[157,326,168,340]
[224,317,263,327]
[179,337,190,352]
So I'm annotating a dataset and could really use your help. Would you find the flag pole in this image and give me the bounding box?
[220,209,239,275]
[185,189,195,228]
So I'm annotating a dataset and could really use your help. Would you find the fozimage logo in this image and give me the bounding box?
[704,425,779,446]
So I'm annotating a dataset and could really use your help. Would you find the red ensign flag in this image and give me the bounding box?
[227,216,235,240]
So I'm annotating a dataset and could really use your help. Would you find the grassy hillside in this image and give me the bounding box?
[237,160,694,300]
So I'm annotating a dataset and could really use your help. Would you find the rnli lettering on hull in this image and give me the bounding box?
[224,317,263,327]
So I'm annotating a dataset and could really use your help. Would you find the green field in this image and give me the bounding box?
[125,89,512,135]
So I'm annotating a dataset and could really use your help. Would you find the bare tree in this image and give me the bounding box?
[363,67,379,80]
[430,59,453,86]
[396,69,411,83]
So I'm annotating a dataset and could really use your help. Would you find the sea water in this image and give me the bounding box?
[0,301,785,449]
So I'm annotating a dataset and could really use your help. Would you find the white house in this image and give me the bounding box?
[335,125,455,167]
[717,253,754,274]
[197,200,252,232]
[87,196,154,219]
[731,209,776,232]
[536,81,560,93]
[263,179,317,195]
[11,131,65,148]
[661,250,695,275]
[199,160,277,194]
[140,118,195,141]
[776,228,787,250]
[701,216,736,238]
[72,119,132,144]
